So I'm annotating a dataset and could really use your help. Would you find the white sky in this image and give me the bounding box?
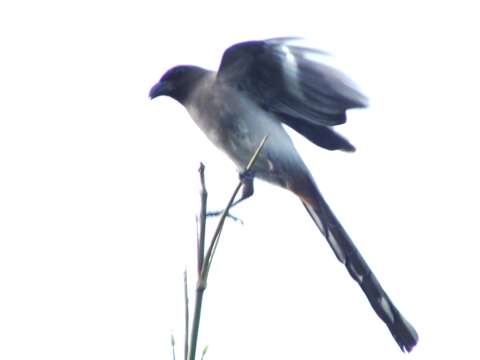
[1,1,479,359]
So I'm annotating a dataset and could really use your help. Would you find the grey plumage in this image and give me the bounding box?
[150,38,418,352]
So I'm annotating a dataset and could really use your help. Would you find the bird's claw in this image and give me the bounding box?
[206,209,244,224]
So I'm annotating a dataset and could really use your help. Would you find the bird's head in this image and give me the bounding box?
[149,65,207,104]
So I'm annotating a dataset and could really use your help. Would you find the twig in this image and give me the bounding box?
[202,136,268,279]
[200,345,208,360]
[188,284,205,360]
[171,333,176,360]
[183,270,189,360]
[197,163,207,275]
[188,165,209,360]
[188,136,268,360]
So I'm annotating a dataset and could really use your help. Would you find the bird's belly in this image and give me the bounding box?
[187,87,307,188]
[198,115,291,186]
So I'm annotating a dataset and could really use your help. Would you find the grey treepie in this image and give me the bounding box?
[150,38,418,352]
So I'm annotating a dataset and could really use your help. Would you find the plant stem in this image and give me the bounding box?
[183,270,189,360]
[198,163,207,275]
[188,280,205,360]
[187,136,268,360]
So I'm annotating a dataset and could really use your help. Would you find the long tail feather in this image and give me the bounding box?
[302,188,418,352]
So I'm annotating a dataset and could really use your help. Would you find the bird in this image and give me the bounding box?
[149,38,418,352]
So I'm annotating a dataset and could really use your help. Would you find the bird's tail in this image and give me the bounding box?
[301,187,418,352]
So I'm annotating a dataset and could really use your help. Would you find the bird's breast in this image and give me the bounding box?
[186,81,306,186]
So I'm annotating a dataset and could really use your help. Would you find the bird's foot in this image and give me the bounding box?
[206,209,244,224]
[239,169,255,183]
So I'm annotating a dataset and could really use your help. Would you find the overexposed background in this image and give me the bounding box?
[1,1,479,359]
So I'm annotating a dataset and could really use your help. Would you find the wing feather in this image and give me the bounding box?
[218,38,368,128]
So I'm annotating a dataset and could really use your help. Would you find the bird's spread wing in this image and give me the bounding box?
[217,38,369,131]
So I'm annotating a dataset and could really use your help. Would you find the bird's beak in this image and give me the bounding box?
[149,80,171,99]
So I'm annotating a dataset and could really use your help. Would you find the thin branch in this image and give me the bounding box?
[188,136,268,360]
[171,333,176,360]
[188,165,208,360]
[183,270,189,360]
[200,345,208,360]
[202,135,268,279]
[197,163,207,275]
[188,285,205,360]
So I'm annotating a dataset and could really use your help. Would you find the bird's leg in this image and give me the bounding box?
[233,169,255,206]
[206,170,255,219]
